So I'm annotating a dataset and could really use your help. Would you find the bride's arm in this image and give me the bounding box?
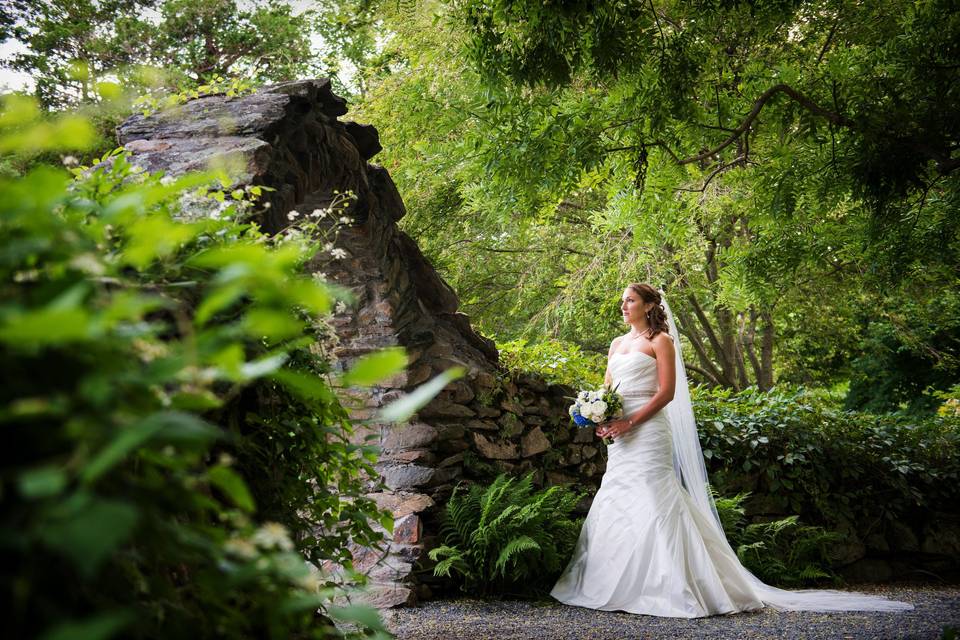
[603,336,621,387]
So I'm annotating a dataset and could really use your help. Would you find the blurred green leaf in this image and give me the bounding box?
[240,353,289,379]
[241,308,305,340]
[327,604,388,633]
[40,611,133,640]
[82,411,220,484]
[196,283,244,326]
[169,389,223,411]
[18,466,68,499]
[378,367,466,423]
[124,215,204,268]
[38,494,139,577]
[0,307,92,346]
[342,347,408,387]
[208,465,255,512]
[271,368,335,404]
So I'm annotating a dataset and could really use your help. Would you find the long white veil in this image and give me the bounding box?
[658,290,914,612]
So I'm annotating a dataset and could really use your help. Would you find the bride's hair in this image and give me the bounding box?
[627,283,670,339]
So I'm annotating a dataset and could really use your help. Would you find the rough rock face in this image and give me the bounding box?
[118,78,607,607]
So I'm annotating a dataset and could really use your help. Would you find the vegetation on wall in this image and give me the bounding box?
[0,96,401,639]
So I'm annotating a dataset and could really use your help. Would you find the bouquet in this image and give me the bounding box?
[568,385,624,445]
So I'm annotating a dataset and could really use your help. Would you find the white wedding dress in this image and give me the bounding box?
[550,348,915,618]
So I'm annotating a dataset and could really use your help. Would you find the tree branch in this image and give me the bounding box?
[677,83,854,166]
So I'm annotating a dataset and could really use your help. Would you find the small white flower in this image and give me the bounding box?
[323,242,334,251]
[252,522,294,552]
[224,537,258,560]
[62,155,78,167]
[330,248,348,259]
[335,300,347,313]
[263,202,271,209]
[311,208,326,218]
[297,569,325,593]
[312,272,327,281]
[287,210,300,220]
[338,216,352,224]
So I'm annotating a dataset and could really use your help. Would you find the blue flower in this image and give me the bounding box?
[571,410,593,427]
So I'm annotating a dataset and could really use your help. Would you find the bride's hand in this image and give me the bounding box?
[597,419,631,440]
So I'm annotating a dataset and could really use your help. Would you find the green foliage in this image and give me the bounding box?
[694,384,960,536]
[132,74,260,116]
[428,473,583,596]
[0,100,393,639]
[497,338,604,388]
[338,0,959,396]
[4,0,316,109]
[934,384,960,417]
[714,491,843,587]
[844,287,960,415]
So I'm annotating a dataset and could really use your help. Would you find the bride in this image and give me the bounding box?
[550,282,914,617]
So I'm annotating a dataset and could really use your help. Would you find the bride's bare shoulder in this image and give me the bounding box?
[653,331,675,348]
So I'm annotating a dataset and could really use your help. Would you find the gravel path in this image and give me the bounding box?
[384,583,960,640]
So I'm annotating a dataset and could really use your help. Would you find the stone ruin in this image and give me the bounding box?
[118,78,959,606]
[118,78,606,607]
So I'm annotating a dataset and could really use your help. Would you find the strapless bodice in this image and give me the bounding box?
[609,351,660,407]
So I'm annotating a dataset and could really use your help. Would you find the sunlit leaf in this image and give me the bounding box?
[342,347,408,387]
[378,367,466,423]
[208,465,255,512]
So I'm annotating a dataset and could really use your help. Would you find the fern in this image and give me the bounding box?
[430,473,583,596]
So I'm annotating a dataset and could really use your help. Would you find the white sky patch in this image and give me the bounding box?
[0,39,34,93]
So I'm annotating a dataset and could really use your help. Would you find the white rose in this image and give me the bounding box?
[594,400,608,415]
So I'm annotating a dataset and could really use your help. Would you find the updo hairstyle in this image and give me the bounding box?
[627,283,670,340]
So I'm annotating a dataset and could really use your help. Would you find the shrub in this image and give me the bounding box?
[428,473,583,596]
[1,97,397,639]
[694,384,960,537]
[497,338,604,388]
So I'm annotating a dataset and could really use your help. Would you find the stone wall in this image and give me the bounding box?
[118,78,958,607]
